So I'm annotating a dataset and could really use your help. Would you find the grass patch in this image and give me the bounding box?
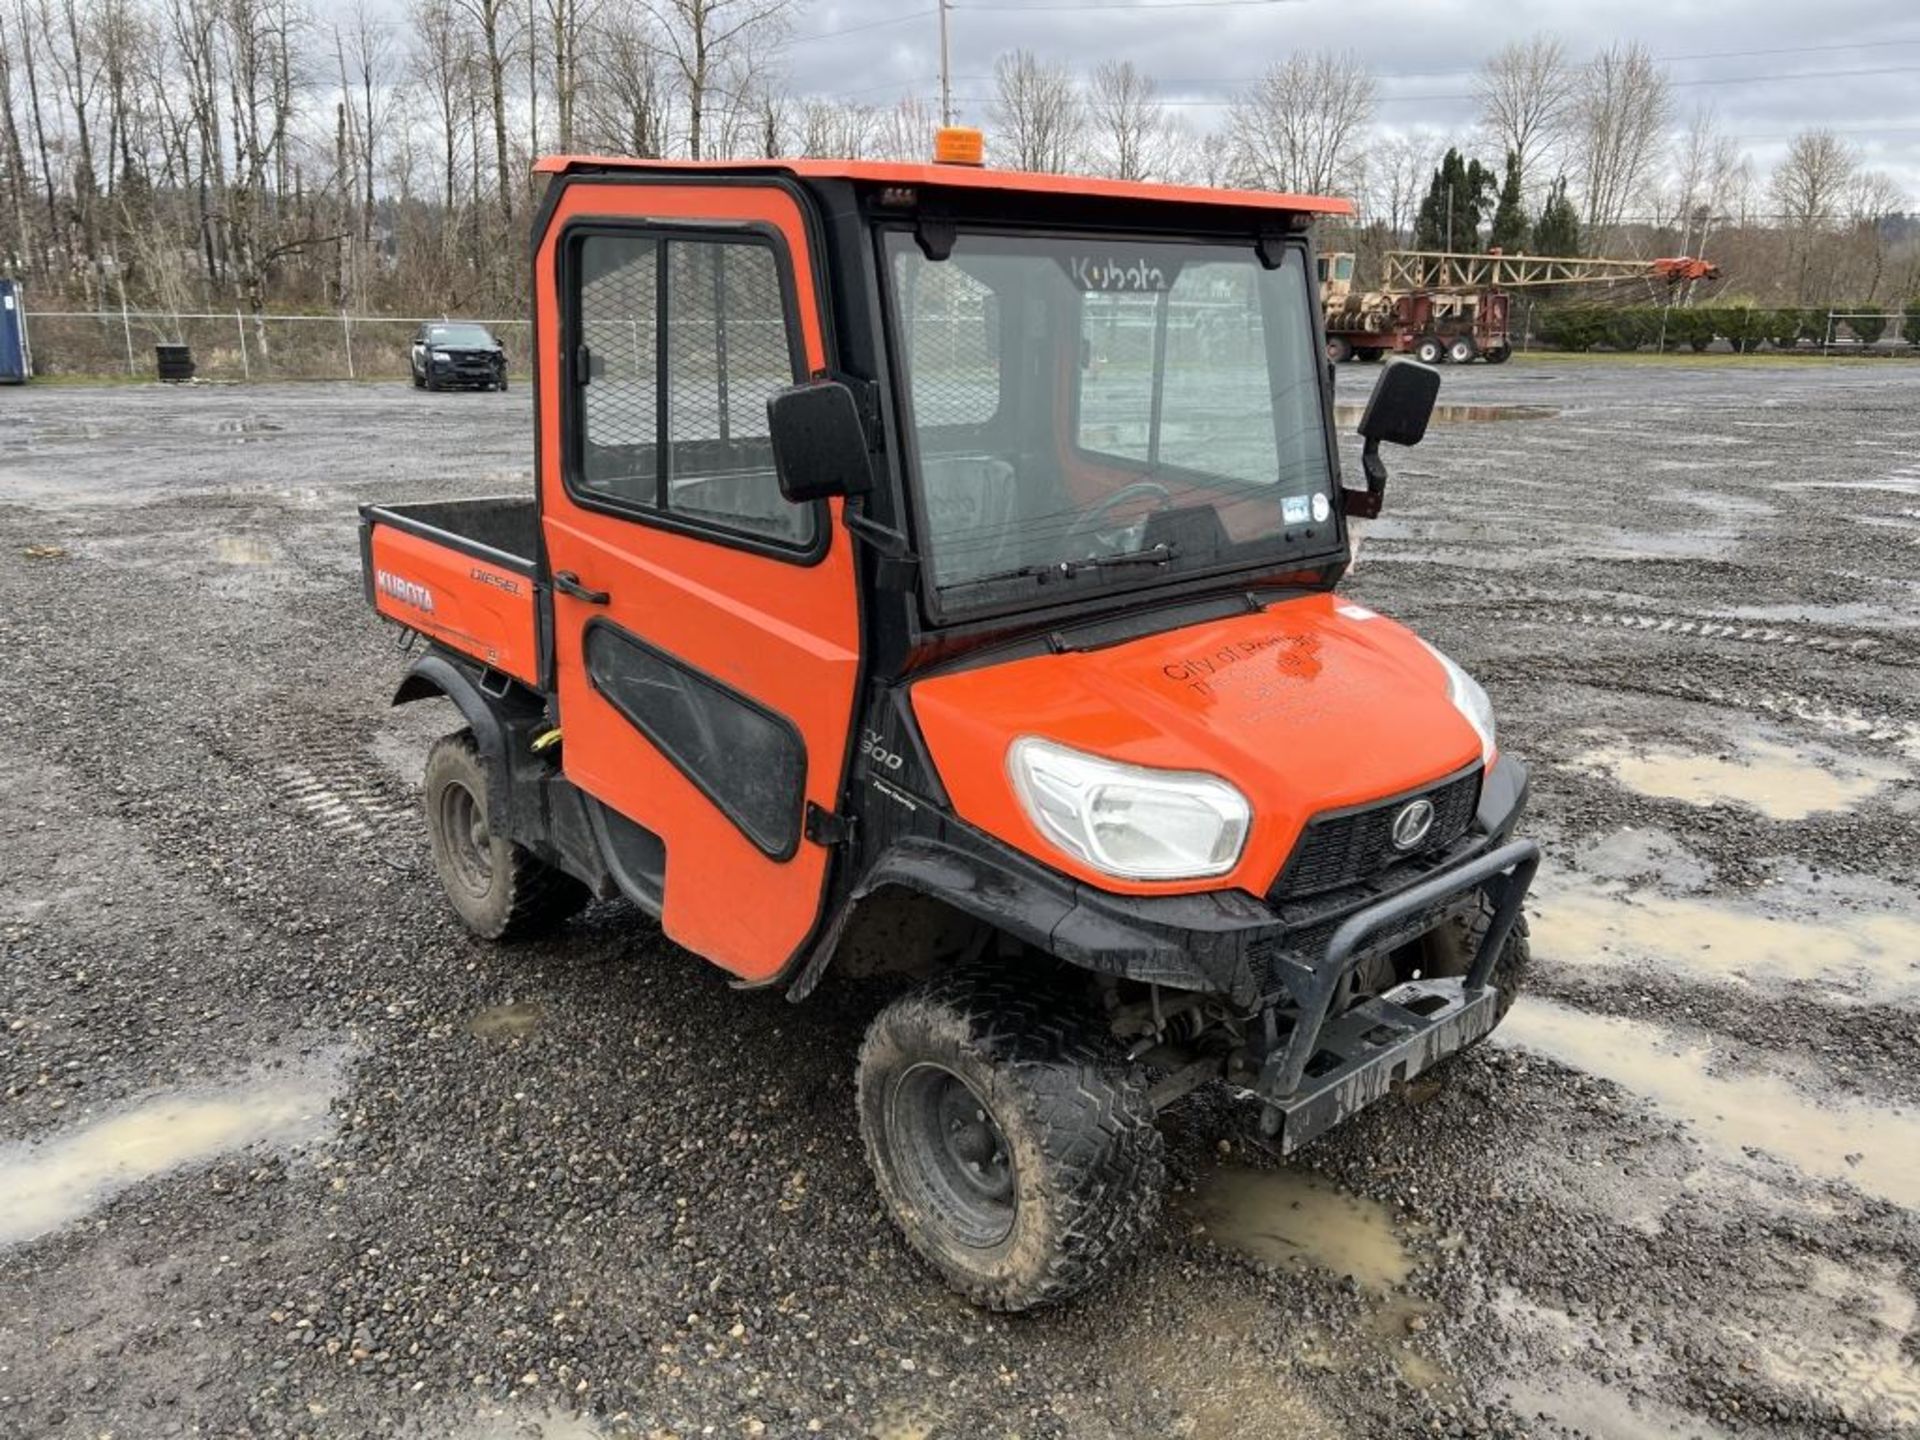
[1513,349,1911,369]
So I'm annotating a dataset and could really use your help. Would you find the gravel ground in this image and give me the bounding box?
[1,358,1918,1440]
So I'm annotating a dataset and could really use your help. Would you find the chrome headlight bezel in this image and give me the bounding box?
[1007,737,1252,882]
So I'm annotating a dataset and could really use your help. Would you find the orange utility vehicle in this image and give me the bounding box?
[360,141,1537,1310]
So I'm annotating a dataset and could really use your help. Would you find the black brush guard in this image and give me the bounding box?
[1244,839,1539,1151]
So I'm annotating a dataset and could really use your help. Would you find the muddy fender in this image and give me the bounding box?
[392,652,523,831]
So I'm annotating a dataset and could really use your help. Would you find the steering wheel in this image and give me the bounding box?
[1065,480,1174,552]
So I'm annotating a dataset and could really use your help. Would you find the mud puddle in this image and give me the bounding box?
[1500,1371,1734,1440]
[469,1000,544,1039]
[1572,737,1902,819]
[213,534,278,565]
[1733,1257,1920,1430]
[1532,871,1920,1005]
[1334,402,1558,425]
[1498,1000,1920,1210]
[1188,1164,1410,1290]
[0,1059,340,1246]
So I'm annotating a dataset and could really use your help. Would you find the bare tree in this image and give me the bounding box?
[1473,34,1569,203]
[642,0,791,161]
[989,49,1082,173]
[1668,105,1746,259]
[578,4,666,157]
[1771,128,1855,301]
[1566,40,1670,250]
[1363,129,1437,243]
[871,94,936,163]
[448,0,517,220]
[1083,59,1165,181]
[796,98,876,159]
[408,0,470,215]
[1226,50,1375,197]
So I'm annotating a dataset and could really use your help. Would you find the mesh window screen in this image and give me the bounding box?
[574,233,811,548]
[579,235,660,504]
[665,243,810,544]
[895,259,1000,430]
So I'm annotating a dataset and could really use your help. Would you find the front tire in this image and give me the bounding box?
[423,731,587,940]
[1409,889,1531,1033]
[1414,335,1445,365]
[857,970,1164,1311]
[1447,336,1480,364]
[1326,335,1354,364]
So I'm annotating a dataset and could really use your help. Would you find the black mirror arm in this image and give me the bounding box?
[843,496,915,559]
[1342,438,1387,519]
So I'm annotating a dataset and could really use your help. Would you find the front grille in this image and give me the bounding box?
[1271,766,1481,901]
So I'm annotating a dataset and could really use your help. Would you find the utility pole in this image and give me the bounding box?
[939,0,953,127]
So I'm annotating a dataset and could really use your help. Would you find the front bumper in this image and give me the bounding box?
[1243,837,1538,1151]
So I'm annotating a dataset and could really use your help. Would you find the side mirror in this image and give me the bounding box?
[768,379,873,503]
[1344,359,1440,520]
[1356,359,1441,447]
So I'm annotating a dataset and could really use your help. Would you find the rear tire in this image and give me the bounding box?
[857,969,1164,1311]
[1447,336,1479,365]
[1414,336,1445,365]
[423,730,587,940]
[1482,344,1512,365]
[1325,335,1354,364]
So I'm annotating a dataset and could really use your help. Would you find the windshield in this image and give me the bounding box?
[884,230,1338,612]
[428,325,496,348]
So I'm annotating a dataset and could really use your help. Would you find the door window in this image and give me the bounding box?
[573,231,813,549]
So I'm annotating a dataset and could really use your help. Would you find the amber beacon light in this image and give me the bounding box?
[933,126,985,166]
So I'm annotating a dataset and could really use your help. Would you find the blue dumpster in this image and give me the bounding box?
[0,278,28,383]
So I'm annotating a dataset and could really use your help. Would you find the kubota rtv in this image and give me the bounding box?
[360,136,1537,1309]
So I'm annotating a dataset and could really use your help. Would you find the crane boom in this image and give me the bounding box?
[1382,250,1721,293]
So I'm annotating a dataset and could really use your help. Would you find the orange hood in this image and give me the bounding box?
[910,593,1485,897]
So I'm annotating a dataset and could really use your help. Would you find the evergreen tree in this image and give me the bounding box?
[1412,149,1495,252]
[1488,150,1529,252]
[1532,177,1582,257]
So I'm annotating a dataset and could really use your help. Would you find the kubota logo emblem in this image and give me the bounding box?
[376,569,435,614]
[1390,798,1435,850]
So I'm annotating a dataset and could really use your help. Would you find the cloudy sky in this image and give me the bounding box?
[774,0,1920,203]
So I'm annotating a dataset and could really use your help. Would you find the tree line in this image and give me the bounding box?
[1,3,1913,340]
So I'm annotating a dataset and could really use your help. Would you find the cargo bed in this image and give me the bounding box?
[359,496,540,685]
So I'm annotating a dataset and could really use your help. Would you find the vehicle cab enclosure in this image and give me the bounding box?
[360,153,1535,1308]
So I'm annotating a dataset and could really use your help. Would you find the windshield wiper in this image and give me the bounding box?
[957,543,1180,589]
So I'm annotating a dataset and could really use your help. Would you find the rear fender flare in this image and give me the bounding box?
[392,653,519,829]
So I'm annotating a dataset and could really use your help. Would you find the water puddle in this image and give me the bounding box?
[213,534,277,565]
[1501,1372,1734,1440]
[1732,1258,1920,1428]
[1335,402,1558,426]
[210,415,285,441]
[1188,1165,1411,1291]
[469,1000,544,1039]
[1573,739,1900,819]
[0,1065,337,1246]
[1498,1000,1920,1211]
[1533,877,1920,1005]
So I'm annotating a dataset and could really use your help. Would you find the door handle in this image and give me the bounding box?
[552,570,610,605]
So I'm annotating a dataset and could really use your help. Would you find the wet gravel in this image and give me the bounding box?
[2,359,1918,1439]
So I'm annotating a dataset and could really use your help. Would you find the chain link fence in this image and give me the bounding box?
[19,309,533,382]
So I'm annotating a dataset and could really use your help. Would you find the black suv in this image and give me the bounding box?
[409,322,508,392]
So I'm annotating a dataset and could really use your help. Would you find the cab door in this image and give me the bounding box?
[534,178,860,981]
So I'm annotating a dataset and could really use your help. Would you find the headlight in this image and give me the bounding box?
[1419,640,1496,764]
[1008,737,1250,881]
[431,349,451,361]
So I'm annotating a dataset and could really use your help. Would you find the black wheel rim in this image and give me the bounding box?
[887,1062,1017,1249]
[437,777,493,898]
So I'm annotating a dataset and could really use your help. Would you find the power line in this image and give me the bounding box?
[784,8,937,46]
